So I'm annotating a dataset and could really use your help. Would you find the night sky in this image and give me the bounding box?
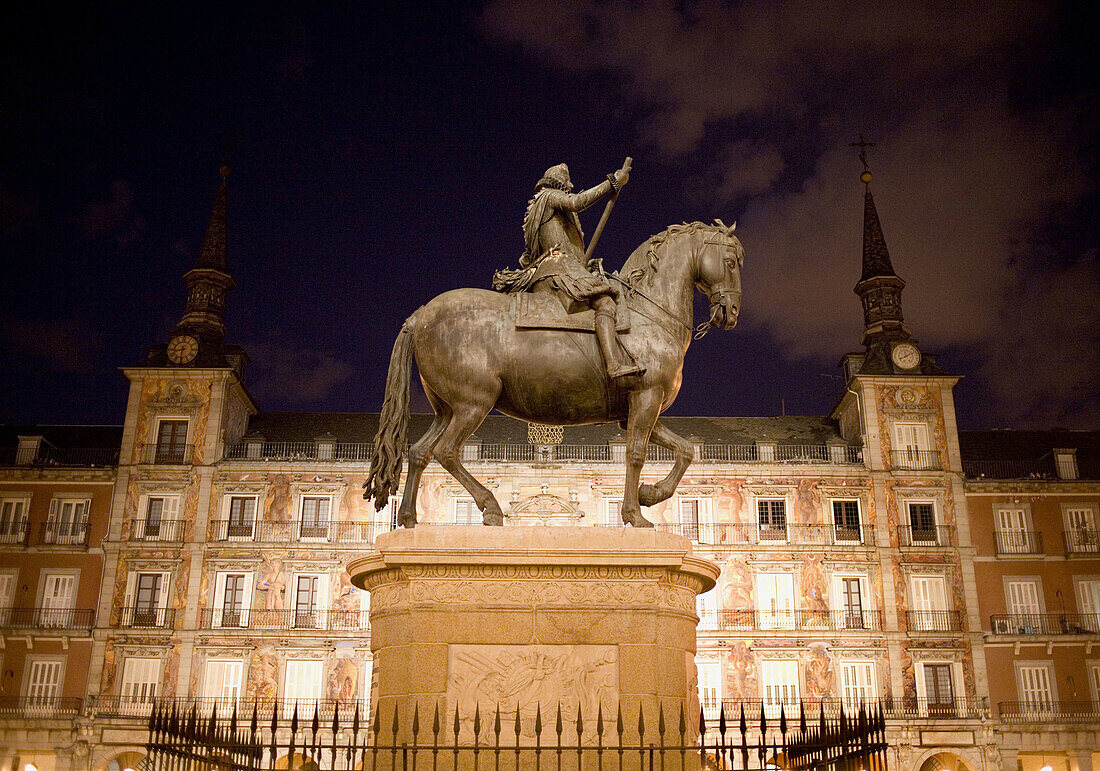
[2,2,1096,430]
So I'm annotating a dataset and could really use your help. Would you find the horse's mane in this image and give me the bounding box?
[621,220,741,286]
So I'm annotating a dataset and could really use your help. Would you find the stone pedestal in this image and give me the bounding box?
[347,526,718,745]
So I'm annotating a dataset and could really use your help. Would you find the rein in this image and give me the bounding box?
[610,273,715,342]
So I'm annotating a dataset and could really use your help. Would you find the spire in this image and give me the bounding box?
[859,178,899,283]
[193,164,229,271]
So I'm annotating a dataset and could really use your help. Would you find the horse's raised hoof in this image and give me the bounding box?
[638,483,662,507]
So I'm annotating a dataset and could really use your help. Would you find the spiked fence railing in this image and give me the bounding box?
[142,698,887,771]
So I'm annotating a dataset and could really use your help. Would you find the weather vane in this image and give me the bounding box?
[850,134,875,173]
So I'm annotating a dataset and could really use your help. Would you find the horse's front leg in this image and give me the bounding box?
[638,420,694,507]
[620,389,662,528]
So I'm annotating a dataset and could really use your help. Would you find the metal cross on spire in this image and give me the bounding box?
[850,134,876,173]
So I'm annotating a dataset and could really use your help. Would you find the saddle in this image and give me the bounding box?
[509,291,630,333]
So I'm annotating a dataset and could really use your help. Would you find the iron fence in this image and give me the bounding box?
[993,530,1043,555]
[0,606,94,631]
[142,698,887,771]
[709,697,987,722]
[39,518,90,545]
[905,610,963,632]
[890,450,942,470]
[653,523,875,547]
[208,519,395,544]
[696,609,884,632]
[138,443,195,465]
[897,525,955,547]
[118,606,176,629]
[0,447,118,467]
[198,608,369,631]
[998,701,1100,723]
[989,613,1099,635]
[0,519,29,545]
[1064,529,1100,555]
[129,518,189,541]
[0,696,83,718]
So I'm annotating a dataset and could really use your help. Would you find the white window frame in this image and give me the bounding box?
[675,496,713,540]
[831,499,863,543]
[0,570,16,626]
[756,498,788,542]
[283,659,325,716]
[123,570,172,627]
[831,572,872,629]
[839,660,877,707]
[602,498,623,527]
[1004,577,1044,617]
[23,655,66,703]
[995,505,1036,553]
[212,571,254,628]
[38,569,79,627]
[909,574,949,631]
[1077,577,1100,632]
[203,658,244,708]
[696,586,718,630]
[298,495,334,541]
[0,496,30,542]
[905,499,939,544]
[1088,661,1100,705]
[760,659,800,714]
[454,498,480,525]
[696,657,722,714]
[120,656,161,714]
[894,422,931,456]
[154,416,191,448]
[292,573,329,629]
[1015,661,1056,704]
[46,496,90,544]
[224,494,259,540]
[1064,505,1099,553]
[136,494,181,540]
[915,660,960,716]
[757,572,795,629]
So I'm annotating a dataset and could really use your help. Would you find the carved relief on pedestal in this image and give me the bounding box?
[505,492,585,526]
[447,644,617,740]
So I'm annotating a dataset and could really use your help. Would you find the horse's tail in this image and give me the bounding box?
[365,313,418,510]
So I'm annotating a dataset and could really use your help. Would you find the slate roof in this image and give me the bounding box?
[959,429,1100,463]
[243,412,851,445]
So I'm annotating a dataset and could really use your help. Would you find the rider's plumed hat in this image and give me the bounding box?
[536,163,572,192]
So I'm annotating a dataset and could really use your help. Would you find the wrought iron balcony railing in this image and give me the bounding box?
[128,518,188,541]
[890,450,942,470]
[897,525,955,547]
[95,696,368,721]
[653,522,876,547]
[208,518,395,544]
[117,606,175,629]
[0,696,83,718]
[0,446,119,467]
[696,609,884,632]
[998,701,1100,723]
[224,440,863,465]
[994,530,1044,555]
[0,607,95,631]
[905,610,963,632]
[198,608,369,631]
[39,519,90,545]
[709,696,987,721]
[0,519,29,545]
[989,613,1099,635]
[1064,529,1100,555]
[137,443,194,465]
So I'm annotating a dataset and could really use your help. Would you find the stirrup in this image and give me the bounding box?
[608,362,645,379]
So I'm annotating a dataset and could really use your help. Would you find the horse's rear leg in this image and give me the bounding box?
[638,420,694,507]
[432,404,505,526]
[397,409,448,528]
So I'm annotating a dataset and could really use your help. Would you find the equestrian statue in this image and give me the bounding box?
[364,158,744,528]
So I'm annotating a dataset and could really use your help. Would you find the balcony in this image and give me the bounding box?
[989,613,1098,635]
[654,523,876,547]
[897,525,955,547]
[1064,529,1100,556]
[906,610,963,632]
[127,518,188,542]
[0,607,95,632]
[0,696,83,718]
[0,446,118,467]
[0,519,29,545]
[706,696,987,722]
[697,609,884,632]
[118,606,175,629]
[208,518,394,544]
[994,530,1044,555]
[137,443,194,465]
[223,440,863,466]
[39,519,89,546]
[95,696,368,722]
[198,608,368,631]
[891,450,942,470]
[999,701,1100,723]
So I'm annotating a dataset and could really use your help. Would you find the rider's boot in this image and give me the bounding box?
[594,307,645,379]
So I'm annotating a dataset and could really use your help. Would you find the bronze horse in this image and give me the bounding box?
[364,221,744,527]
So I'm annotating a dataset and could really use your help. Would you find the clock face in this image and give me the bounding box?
[891,343,921,370]
[167,335,199,364]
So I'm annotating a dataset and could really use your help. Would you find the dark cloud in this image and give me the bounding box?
[77,179,144,245]
[0,181,39,237]
[247,344,354,404]
[3,316,101,374]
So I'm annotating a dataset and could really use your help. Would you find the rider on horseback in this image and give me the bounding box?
[493,161,644,380]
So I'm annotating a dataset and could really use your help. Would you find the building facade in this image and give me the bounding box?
[1,166,1098,771]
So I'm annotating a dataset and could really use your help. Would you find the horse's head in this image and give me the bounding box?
[694,219,743,331]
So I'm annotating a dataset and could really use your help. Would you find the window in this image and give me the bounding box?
[909,575,948,631]
[24,657,64,703]
[757,500,787,541]
[1006,580,1042,619]
[696,587,717,630]
[294,574,328,629]
[39,572,76,627]
[299,496,332,540]
[283,659,324,715]
[155,419,189,463]
[0,571,15,625]
[996,507,1034,553]
[455,498,480,525]
[696,658,721,714]
[757,573,795,629]
[461,443,479,462]
[680,498,700,540]
[1078,579,1100,632]
[832,500,862,543]
[760,660,799,714]
[1065,507,1098,553]
[138,495,179,540]
[835,576,869,629]
[1089,663,1100,704]
[921,663,955,715]
[907,502,938,544]
[213,572,253,628]
[203,659,243,708]
[839,661,877,707]
[227,496,257,539]
[124,571,171,627]
[894,422,933,468]
[120,657,161,714]
[603,499,623,527]
[0,497,28,542]
[45,498,89,544]
[1017,664,1054,705]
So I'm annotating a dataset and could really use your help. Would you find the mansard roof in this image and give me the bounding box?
[242,412,852,446]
